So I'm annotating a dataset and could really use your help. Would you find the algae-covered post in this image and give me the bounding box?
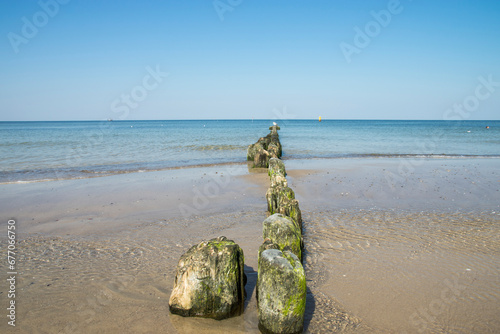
[247,125,282,168]
[253,123,307,333]
[268,158,286,178]
[262,213,302,261]
[169,236,246,320]
[265,185,303,230]
[257,249,306,334]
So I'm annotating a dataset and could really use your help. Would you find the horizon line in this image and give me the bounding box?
[1,118,499,122]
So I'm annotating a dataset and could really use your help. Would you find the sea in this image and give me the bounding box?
[1,119,499,183]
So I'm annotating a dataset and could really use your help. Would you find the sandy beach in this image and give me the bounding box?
[2,0,499,331]
[1,158,499,333]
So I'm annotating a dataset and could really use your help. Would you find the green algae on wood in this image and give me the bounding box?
[262,213,302,261]
[169,236,246,320]
[270,174,288,188]
[279,199,303,231]
[266,185,295,215]
[257,249,306,334]
[268,143,280,159]
[268,158,286,179]
[247,141,264,161]
[254,148,270,168]
[248,127,282,167]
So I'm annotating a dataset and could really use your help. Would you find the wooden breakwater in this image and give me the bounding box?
[247,125,282,167]
[168,124,306,333]
[249,124,306,334]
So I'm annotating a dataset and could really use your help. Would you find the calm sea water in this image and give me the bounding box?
[0,120,499,183]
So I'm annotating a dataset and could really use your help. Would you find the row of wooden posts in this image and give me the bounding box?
[249,125,307,334]
[168,124,306,334]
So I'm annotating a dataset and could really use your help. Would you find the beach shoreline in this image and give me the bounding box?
[2,157,498,237]
[1,157,499,333]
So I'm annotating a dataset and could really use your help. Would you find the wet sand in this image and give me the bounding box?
[1,158,499,333]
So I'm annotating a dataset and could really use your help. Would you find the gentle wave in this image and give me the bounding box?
[2,153,499,184]
[183,144,247,151]
[1,120,499,183]
[0,160,248,184]
[285,153,500,160]
[358,153,500,159]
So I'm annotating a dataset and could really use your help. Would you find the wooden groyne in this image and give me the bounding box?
[250,124,307,334]
[168,124,306,333]
[247,125,282,168]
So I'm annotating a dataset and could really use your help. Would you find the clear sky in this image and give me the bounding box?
[1,0,499,121]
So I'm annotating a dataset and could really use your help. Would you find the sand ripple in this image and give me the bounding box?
[2,209,499,333]
[302,209,500,333]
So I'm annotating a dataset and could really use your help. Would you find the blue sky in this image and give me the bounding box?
[1,0,499,121]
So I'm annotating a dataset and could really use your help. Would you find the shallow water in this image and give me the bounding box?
[1,120,499,183]
[2,208,499,333]
[304,209,500,333]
